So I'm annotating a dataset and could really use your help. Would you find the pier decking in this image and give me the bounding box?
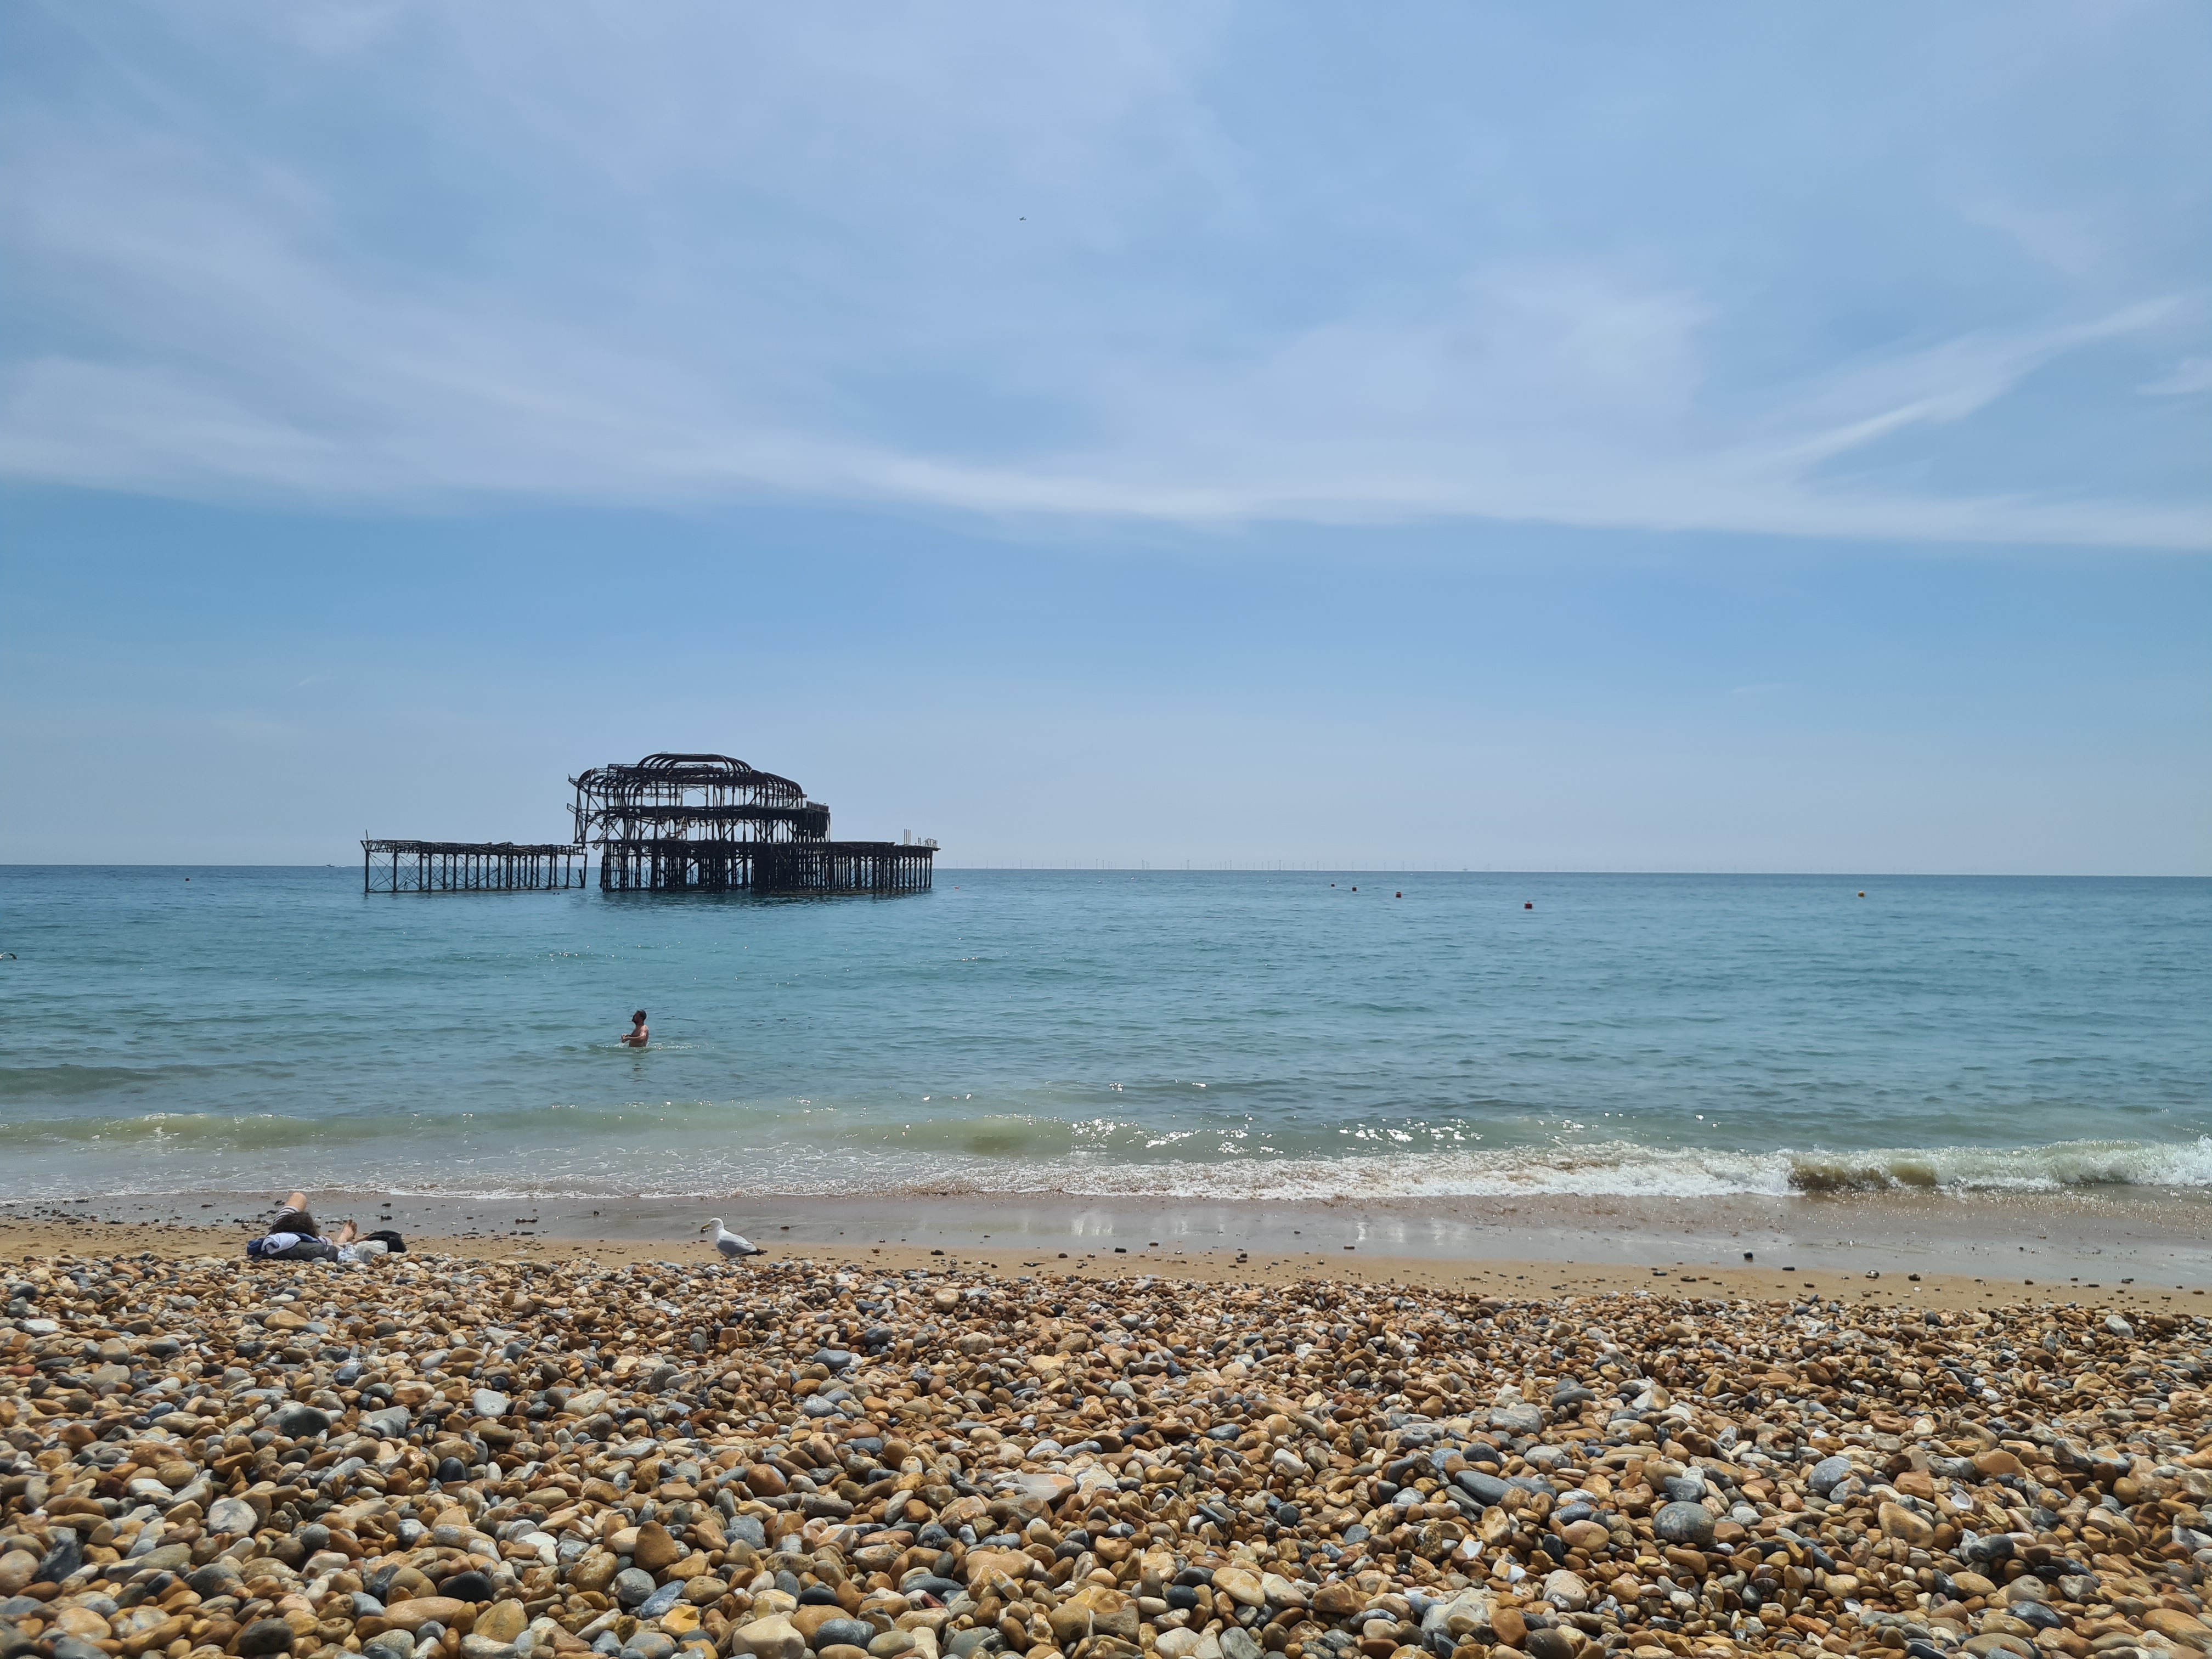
[362,840,586,894]
[595,837,937,895]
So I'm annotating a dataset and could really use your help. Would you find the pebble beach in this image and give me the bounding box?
[1,1240,2208,1659]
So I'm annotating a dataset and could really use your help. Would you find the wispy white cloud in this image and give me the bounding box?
[2,1,2207,549]
[2140,357,2212,397]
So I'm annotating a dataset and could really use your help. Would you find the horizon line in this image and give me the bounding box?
[1,862,2207,880]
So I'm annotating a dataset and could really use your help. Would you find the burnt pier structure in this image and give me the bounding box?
[362,751,935,895]
[572,753,934,895]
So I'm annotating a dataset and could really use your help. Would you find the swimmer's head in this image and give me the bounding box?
[632,1009,647,1024]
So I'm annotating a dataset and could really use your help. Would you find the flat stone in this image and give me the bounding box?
[1489,1403,1545,1437]
[727,1616,804,1659]
[1210,1567,1263,1607]
[51,1607,111,1640]
[275,1404,331,1438]
[2142,1610,2212,1647]
[474,1602,529,1645]
[1540,1570,1590,1612]
[613,1568,657,1607]
[472,1389,511,1419]
[383,1599,470,1633]
[1560,1519,1610,1554]
[635,1582,686,1620]
[1456,1470,1510,1506]
[962,1548,1032,1589]
[238,1618,297,1657]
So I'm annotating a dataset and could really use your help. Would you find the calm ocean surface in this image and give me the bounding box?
[0,867,2206,1203]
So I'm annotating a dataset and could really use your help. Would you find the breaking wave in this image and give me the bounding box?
[0,1100,2205,1203]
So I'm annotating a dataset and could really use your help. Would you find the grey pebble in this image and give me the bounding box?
[1455,1470,1510,1506]
[634,1581,685,1619]
[1654,1499,1717,1547]
[1808,1455,1855,1494]
[275,1404,330,1438]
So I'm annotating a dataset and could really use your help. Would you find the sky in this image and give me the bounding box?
[1,2,2207,872]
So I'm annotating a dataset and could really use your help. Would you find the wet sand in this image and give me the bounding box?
[5,1187,2207,1318]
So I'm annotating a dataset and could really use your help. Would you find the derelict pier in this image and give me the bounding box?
[361,751,935,896]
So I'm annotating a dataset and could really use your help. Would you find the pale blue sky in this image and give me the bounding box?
[2,3,2207,870]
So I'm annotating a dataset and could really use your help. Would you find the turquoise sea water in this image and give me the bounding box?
[0,866,2205,1202]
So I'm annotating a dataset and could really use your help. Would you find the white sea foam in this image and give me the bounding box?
[28,1130,2209,1204]
[899,1134,2212,1201]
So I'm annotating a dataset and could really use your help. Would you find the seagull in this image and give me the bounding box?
[702,1218,764,1260]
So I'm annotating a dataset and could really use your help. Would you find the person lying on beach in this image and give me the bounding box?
[622,1009,649,1047]
[247,1193,358,1261]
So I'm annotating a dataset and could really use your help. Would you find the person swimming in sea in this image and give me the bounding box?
[622,1009,650,1048]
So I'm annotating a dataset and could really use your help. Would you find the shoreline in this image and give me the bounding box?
[5,1187,2208,1314]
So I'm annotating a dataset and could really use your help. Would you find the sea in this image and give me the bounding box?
[0,867,2206,1205]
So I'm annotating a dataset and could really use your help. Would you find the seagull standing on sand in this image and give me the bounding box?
[703,1218,764,1260]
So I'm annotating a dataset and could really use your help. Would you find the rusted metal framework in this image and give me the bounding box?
[572,753,935,895]
[362,840,585,894]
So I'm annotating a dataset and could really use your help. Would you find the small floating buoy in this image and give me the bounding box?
[1524,901,1533,910]
[1858,890,1865,898]
[1395,891,1402,898]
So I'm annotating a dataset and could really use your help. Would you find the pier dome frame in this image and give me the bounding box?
[569,752,933,894]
